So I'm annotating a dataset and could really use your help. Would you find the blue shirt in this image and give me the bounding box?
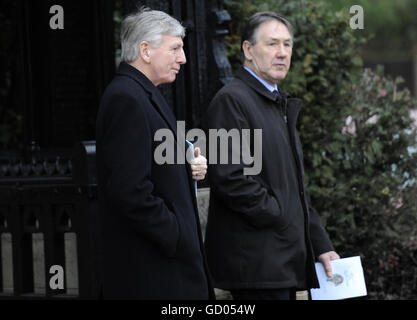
[243,66,278,93]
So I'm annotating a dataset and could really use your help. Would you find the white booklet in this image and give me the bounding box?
[310,256,367,300]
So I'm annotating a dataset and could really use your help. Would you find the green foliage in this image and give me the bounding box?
[223,0,258,71]
[113,0,123,67]
[321,0,417,50]
[322,67,417,299]
[223,0,417,299]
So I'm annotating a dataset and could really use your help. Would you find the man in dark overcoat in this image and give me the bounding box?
[204,11,340,300]
[96,8,213,299]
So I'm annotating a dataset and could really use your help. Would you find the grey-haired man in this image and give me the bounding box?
[96,8,212,299]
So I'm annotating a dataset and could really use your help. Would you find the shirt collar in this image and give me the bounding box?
[243,66,278,93]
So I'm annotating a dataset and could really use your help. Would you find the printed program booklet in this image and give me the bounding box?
[310,256,367,300]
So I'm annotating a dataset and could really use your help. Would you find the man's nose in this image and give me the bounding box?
[276,43,288,57]
[177,48,187,64]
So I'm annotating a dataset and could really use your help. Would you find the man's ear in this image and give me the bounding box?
[139,41,151,63]
[242,40,253,62]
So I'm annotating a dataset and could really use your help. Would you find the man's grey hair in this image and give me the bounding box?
[121,7,186,63]
[241,11,294,49]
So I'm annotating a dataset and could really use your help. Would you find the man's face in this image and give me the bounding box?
[243,20,292,85]
[149,35,186,86]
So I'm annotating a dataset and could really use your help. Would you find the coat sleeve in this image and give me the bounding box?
[99,92,180,257]
[206,92,284,229]
[306,191,335,258]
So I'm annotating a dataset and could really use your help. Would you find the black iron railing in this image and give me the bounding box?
[0,142,100,299]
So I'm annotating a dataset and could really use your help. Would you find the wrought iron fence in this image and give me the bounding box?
[0,142,100,299]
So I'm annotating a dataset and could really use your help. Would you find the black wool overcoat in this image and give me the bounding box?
[204,67,334,290]
[96,62,214,299]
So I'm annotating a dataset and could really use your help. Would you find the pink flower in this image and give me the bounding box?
[411,109,417,127]
[391,198,403,210]
[365,115,379,125]
[342,116,356,135]
[378,88,387,97]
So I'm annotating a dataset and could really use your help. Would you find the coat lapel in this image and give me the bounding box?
[116,62,178,137]
[236,67,277,102]
[237,67,303,126]
[149,89,178,137]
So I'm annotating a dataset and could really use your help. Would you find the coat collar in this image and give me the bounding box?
[236,67,278,102]
[236,67,302,125]
[116,62,178,136]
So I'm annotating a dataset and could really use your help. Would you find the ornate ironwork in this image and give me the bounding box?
[0,0,232,299]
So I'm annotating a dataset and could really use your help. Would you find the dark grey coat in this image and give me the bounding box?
[204,67,334,290]
[96,62,214,299]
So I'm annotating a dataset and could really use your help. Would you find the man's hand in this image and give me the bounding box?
[190,147,207,181]
[318,251,340,277]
